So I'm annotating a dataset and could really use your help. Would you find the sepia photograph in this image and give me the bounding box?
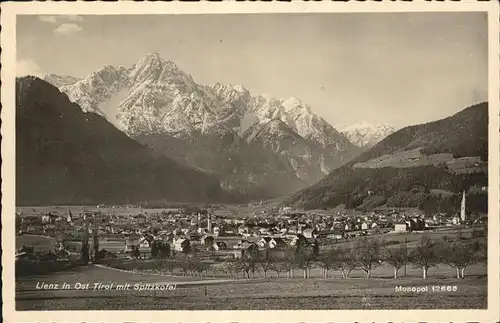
[2,1,499,322]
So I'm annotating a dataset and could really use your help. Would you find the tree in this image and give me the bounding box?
[282,247,297,279]
[384,241,407,279]
[295,244,315,278]
[208,264,219,278]
[80,222,90,265]
[180,261,191,276]
[409,235,441,279]
[238,247,260,278]
[442,239,482,279]
[92,228,100,263]
[237,258,252,279]
[150,241,160,259]
[181,240,191,255]
[192,261,210,277]
[312,240,320,256]
[158,242,171,259]
[270,261,288,278]
[222,261,237,278]
[15,213,22,231]
[163,261,175,274]
[355,237,381,278]
[259,251,274,279]
[318,248,339,279]
[131,245,140,259]
[338,247,357,279]
[233,260,243,278]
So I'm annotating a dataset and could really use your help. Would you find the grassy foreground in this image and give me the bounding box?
[16,265,486,310]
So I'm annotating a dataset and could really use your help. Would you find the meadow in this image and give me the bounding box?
[16,264,487,310]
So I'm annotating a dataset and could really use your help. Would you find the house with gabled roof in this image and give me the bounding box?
[257,237,287,249]
[302,228,318,239]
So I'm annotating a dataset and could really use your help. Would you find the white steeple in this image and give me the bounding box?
[207,213,212,233]
[460,190,466,223]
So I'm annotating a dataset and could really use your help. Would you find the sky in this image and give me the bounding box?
[16,13,488,129]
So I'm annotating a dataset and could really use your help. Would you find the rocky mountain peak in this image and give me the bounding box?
[128,52,164,85]
[51,53,362,197]
[341,122,396,148]
[281,96,310,113]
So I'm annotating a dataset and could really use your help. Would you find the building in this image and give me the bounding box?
[394,223,408,233]
[124,236,140,252]
[233,242,259,259]
[173,238,190,252]
[201,235,215,248]
[289,234,308,247]
[302,228,318,239]
[207,241,228,251]
[139,237,150,248]
[257,237,286,249]
[326,232,344,240]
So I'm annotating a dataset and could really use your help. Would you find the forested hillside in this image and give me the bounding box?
[285,102,488,214]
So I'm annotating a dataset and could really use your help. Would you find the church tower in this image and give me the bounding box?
[460,190,466,223]
[207,213,212,233]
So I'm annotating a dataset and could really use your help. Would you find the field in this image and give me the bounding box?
[16,262,487,310]
[351,147,485,174]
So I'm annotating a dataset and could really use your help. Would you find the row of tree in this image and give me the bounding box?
[150,236,486,280]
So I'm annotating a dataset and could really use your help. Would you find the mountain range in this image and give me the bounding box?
[285,102,488,211]
[46,52,368,197]
[16,76,231,205]
[27,52,483,209]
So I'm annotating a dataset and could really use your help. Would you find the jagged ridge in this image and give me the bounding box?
[49,52,361,198]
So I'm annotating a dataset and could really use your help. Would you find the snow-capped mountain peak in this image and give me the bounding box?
[54,52,361,193]
[281,97,306,112]
[55,53,354,147]
[43,74,80,88]
[341,122,396,148]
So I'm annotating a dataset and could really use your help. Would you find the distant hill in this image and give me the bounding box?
[16,76,230,205]
[285,102,488,213]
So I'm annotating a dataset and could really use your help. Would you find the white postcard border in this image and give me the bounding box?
[2,1,499,322]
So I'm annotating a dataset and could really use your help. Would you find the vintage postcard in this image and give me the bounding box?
[2,1,499,322]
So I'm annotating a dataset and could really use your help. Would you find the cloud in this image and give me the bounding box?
[65,15,83,22]
[39,15,84,34]
[54,23,83,35]
[38,16,58,24]
[17,59,43,77]
[38,15,84,24]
